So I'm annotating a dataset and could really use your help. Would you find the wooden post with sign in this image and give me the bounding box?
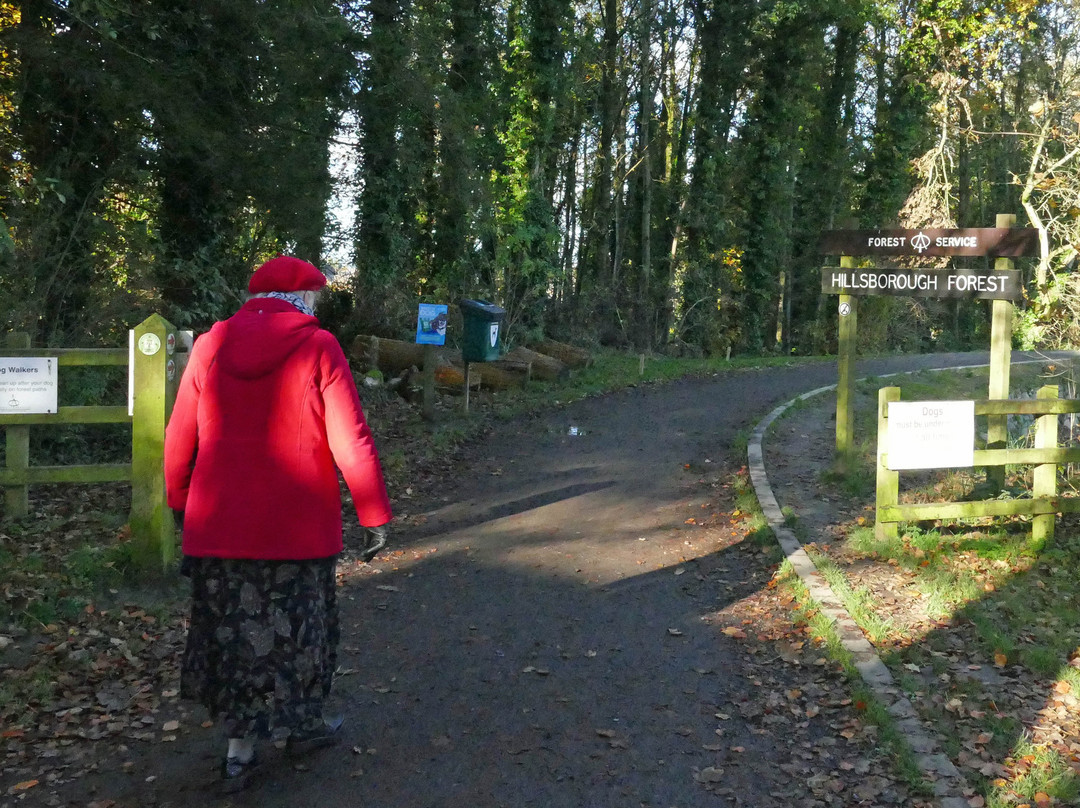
[415,303,449,422]
[836,256,857,463]
[130,314,180,571]
[819,219,1036,461]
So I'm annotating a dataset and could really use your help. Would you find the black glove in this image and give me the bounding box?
[361,524,388,562]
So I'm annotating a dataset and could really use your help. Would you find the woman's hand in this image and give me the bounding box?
[361,524,388,562]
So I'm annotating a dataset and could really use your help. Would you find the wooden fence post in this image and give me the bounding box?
[422,343,437,421]
[129,314,179,571]
[875,386,901,542]
[1032,384,1059,547]
[986,212,1016,492]
[3,332,31,518]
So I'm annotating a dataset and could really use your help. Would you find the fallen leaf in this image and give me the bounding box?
[695,766,724,783]
[721,627,746,639]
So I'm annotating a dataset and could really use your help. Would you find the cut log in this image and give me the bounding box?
[502,347,568,382]
[528,339,592,369]
[432,361,531,393]
[350,335,459,375]
[350,334,382,371]
[473,360,531,390]
[433,364,481,394]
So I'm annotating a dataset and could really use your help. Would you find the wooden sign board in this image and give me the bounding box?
[818,228,1038,257]
[821,267,1022,300]
[886,401,975,470]
[416,303,448,346]
[0,357,58,414]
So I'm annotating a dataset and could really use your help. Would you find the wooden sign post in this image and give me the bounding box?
[819,220,1037,472]
[987,214,1017,490]
[415,303,448,422]
[836,257,857,461]
[130,314,181,571]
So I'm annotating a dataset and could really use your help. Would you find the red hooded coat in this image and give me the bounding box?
[164,297,392,560]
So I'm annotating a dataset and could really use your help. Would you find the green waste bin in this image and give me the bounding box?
[460,299,505,362]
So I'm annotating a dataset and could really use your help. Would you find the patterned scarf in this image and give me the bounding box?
[258,291,315,317]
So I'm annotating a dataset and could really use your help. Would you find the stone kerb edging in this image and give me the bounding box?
[747,364,1023,808]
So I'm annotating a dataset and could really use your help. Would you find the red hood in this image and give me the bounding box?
[214,298,322,380]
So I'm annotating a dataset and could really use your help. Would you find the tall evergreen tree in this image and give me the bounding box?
[680,0,755,353]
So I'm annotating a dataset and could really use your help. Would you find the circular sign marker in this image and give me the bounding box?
[138,333,161,356]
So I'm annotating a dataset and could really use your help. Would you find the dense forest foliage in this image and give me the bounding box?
[1,1,1078,357]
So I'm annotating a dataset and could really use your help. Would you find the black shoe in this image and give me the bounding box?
[220,752,260,794]
[287,714,345,755]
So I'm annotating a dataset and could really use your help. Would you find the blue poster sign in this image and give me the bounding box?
[416,303,448,345]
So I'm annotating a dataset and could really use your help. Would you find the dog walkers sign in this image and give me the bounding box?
[0,358,58,414]
[885,401,975,470]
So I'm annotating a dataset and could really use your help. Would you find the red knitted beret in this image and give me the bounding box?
[248,256,327,293]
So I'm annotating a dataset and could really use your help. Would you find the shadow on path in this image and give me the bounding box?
[42,352,1024,808]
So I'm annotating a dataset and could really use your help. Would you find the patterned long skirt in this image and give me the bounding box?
[180,555,339,740]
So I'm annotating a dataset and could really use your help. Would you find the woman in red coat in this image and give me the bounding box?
[165,256,392,791]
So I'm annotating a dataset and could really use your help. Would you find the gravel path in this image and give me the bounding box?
[43,350,1063,808]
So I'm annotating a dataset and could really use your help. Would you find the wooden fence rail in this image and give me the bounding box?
[876,385,1080,547]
